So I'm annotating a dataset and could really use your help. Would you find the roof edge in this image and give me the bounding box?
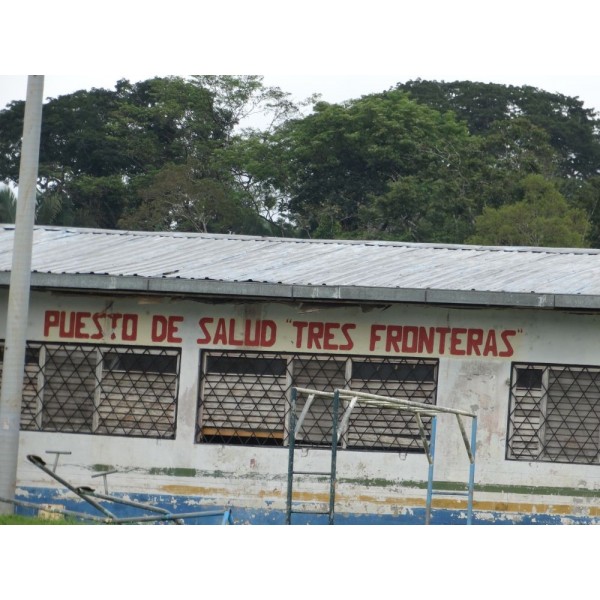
[1,272,599,310]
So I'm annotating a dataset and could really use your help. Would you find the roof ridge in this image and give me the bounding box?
[2,224,600,255]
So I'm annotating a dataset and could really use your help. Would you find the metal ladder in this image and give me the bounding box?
[285,388,341,525]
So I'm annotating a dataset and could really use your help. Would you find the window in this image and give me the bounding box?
[198,352,288,446]
[0,345,41,430]
[196,350,438,451]
[5,342,180,439]
[507,363,600,465]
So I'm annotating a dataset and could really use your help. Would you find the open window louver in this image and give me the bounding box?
[197,350,438,451]
[507,363,600,465]
[10,342,180,439]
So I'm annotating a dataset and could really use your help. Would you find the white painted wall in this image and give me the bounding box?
[3,289,599,515]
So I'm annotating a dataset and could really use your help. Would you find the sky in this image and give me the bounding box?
[2,1,600,115]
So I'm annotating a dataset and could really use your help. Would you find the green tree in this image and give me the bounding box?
[118,162,270,234]
[0,76,306,235]
[270,90,477,241]
[468,175,589,247]
[0,185,64,225]
[396,80,600,179]
[566,176,600,247]
[0,187,16,222]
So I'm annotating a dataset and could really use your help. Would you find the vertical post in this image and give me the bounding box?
[285,387,297,524]
[425,416,437,525]
[466,416,477,525]
[328,389,340,525]
[0,75,44,514]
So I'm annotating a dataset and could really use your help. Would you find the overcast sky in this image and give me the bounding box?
[2,2,600,113]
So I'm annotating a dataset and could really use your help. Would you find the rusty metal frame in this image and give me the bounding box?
[3,454,234,525]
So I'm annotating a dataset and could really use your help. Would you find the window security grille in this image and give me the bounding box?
[197,351,438,451]
[12,343,180,439]
[507,363,600,465]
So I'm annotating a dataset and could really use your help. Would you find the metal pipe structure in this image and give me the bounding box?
[291,388,478,525]
[0,76,44,514]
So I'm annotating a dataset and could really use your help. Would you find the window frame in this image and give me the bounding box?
[507,362,600,465]
[8,341,181,440]
[196,350,439,452]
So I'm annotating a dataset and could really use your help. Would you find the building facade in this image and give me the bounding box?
[1,226,599,524]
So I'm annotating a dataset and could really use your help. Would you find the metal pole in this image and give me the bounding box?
[425,416,437,525]
[328,389,340,525]
[285,387,297,524]
[0,75,44,514]
[466,416,478,525]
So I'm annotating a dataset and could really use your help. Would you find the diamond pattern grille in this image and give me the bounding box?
[508,363,600,465]
[14,343,180,439]
[197,351,438,451]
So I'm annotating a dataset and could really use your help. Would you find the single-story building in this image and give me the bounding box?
[0,224,599,523]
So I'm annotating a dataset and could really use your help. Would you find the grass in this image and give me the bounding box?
[0,514,75,525]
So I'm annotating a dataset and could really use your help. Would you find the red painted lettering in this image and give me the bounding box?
[436,327,451,354]
[91,313,104,339]
[151,315,168,342]
[483,330,498,356]
[59,311,75,338]
[197,318,213,344]
[386,325,402,352]
[228,319,243,346]
[450,328,466,355]
[307,322,324,349]
[245,320,260,347]
[109,314,122,333]
[75,312,90,339]
[213,318,228,345]
[369,324,386,351]
[260,320,277,347]
[323,323,339,350]
[122,314,138,341]
[292,321,308,348]
[44,310,60,337]
[418,327,435,354]
[340,323,356,351]
[152,315,184,343]
[500,330,516,357]
[466,329,484,356]
[402,326,419,353]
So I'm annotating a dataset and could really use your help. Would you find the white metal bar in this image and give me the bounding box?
[455,414,475,463]
[415,413,433,465]
[336,389,477,418]
[337,396,358,442]
[294,393,316,438]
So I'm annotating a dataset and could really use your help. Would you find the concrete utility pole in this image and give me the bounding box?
[0,75,44,514]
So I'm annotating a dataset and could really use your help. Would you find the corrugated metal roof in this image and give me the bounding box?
[1,225,600,308]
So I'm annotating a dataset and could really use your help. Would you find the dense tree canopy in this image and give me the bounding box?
[395,79,600,179]
[268,91,477,240]
[1,77,599,248]
[468,175,589,247]
[0,76,300,234]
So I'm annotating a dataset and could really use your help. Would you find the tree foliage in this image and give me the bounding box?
[395,79,600,179]
[468,175,589,247]
[269,91,478,241]
[1,77,599,249]
[0,76,302,234]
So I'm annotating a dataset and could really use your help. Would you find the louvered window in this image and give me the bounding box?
[6,342,180,439]
[507,363,600,465]
[197,350,438,451]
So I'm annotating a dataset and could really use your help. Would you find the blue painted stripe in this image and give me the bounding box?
[15,486,598,525]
